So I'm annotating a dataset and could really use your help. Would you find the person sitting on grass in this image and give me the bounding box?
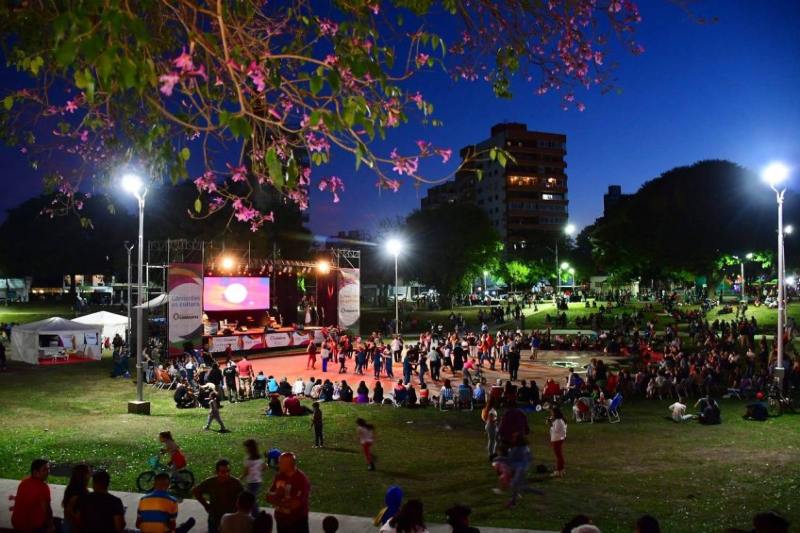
[266,394,283,417]
[278,377,292,397]
[283,393,311,416]
[393,379,408,406]
[743,397,769,421]
[339,380,354,402]
[267,375,279,395]
[438,379,455,409]
[406,383,418,408]
[321,379,334,402]
[419,383,430,407]
[292,377,305,396]
[356,381,370,403]
[695,396,721,425]
[373,381,384,404]
[668,400,694,422]
[174,379,197,409]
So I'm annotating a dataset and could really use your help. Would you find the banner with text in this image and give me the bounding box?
[168,263,204,355]
[337,268,360,332]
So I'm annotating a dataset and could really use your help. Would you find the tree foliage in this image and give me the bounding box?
[0,0,642,230]
[589,160,796,282]
[404,204,501,306]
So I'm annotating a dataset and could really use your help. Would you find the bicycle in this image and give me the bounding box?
[136,455,195,495]
[766,382,794,417]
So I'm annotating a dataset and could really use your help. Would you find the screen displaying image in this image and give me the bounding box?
[203,277,270,311]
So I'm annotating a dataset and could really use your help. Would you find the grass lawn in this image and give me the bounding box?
[0,301,74,325]
[0,359,798,532]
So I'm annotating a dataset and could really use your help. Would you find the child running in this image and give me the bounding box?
[356,418,376,471]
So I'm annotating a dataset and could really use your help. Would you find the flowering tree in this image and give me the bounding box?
[0,0,642,230]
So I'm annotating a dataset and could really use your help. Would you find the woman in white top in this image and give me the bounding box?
[549,406,567,477]
[241,439,266,504]
[356,418,376,471]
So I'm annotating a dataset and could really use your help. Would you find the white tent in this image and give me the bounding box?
[10,317,103,365]
[73,311,129,342]
[135,293,168,309]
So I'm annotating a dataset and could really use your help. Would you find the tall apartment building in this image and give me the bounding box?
[421,123,568,250]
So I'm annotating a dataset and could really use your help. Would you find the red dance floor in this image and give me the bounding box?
[38,355,97,366]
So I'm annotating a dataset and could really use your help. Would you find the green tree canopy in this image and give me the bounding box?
[403,204,501,306]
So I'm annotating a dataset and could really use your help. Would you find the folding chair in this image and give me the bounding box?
[439,388,455,411]
[596,393,623,423]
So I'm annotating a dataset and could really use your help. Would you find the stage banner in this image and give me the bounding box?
[209,336,241,353]
[241,334,266,351]
[338,268,360,332]
[292,331,313,347]
[265,332,292,349]
[168,263,204,356]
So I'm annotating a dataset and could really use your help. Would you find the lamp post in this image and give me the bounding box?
[739,252,754,304]
[763,162,791,378]
[555,224,576,298]
[122,173,150,415]
[124,241,134,343]
[568,267,576,289]
[483,270,489,296]
[387,238,402,336]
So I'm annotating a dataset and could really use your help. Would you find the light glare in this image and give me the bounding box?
[762,162,790,187]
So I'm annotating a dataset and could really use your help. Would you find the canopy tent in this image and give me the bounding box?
[73,311,129,342]
[135,293,168,309]
[10,317,103,365]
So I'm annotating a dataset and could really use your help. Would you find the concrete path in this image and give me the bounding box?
[0,479,552,533]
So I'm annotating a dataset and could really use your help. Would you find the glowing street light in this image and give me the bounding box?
[220,256,236,271]
[784,225,794,235]
[564,224,576,236]
[122,172,149,415]
[316,259,331,275]
[554,224,577,298]
[762,161,792,375]
[386,238,403,335]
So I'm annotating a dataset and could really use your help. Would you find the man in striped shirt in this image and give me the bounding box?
[136,473,195,533]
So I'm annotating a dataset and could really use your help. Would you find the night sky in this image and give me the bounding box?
[1,1,799,239]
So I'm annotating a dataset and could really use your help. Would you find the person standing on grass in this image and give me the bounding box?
[484,402,499,463]
[11,459,53,533]
[383,345,394,378]
[266,452,311,533]
[356,418,377,471]
[311,402,324,447]
[391,335,403,363]
[241,440,266,506]
[549,406,567,478]
[193,459,244,533]
[237,355,254,400]
[204,392,229,432]
[306,340,317,370]
[223,360,239,403]
[77,470,126,533]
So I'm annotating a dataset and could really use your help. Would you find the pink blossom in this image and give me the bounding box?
[368,3,380,15]
[20,147,27,154]
[416,53,430,67]
[79,130,89,143]
[189,64,208,81]
[324,54,338,66]
[318,18,338,36]
[193,171,218,193]
[173,47,195,73]
[247,62,266,92]
[159,73,180,96]
[227,163,247,182]
[305,132,330,153]
[416,140,432,154]
[378,179,401,192]
[65,99,78,113]
[577,102,586,112]
[609,1,622,13]
[410,92,424,106]
[594,51,604,65]
[435,148,452,163]
[390,148,419,176]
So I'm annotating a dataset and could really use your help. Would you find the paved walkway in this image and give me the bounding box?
[0,479,552,533]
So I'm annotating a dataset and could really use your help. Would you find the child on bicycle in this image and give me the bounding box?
[159,431,187,472]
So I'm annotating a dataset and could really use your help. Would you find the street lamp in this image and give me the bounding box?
[386,238,403,336]
[124,241,134,343]
[762,161,790,376]
[483,270,489,296]
[555,224,576,296]
[122,172,150,415]
[568,267,576,289]
[737,253,754,304]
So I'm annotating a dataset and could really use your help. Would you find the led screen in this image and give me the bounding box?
[203,277,270,311]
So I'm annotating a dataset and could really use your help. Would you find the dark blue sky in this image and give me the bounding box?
[307,0,800,236]
[1,1,799,239]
